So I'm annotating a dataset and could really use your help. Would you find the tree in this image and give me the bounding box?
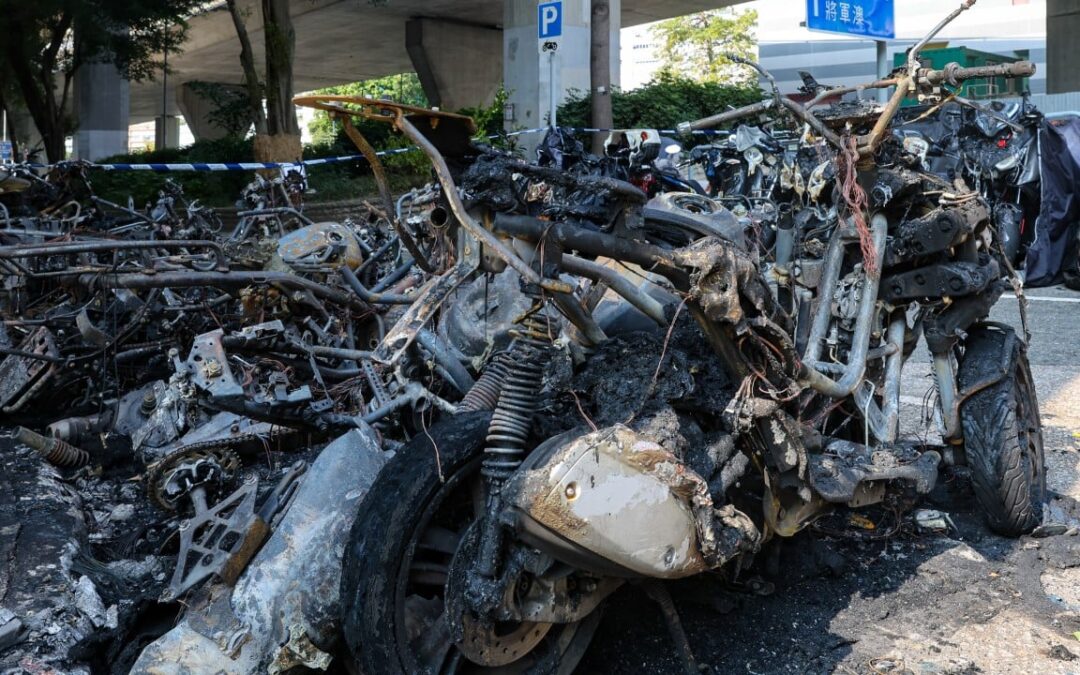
[223,0,302,162]
[651,8,759,85]
[590,0,613,154]
[0,0,200,162]
[557,73,761,132]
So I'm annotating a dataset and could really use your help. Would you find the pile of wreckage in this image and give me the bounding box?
[0,3,1061,673]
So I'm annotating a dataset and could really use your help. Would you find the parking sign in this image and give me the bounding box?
[538,1,563,43]
[0,141,11,164]
[806,0,895,40]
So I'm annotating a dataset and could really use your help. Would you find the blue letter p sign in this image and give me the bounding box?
[538,1,562,40]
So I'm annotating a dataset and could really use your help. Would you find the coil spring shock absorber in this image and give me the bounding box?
[456,351,513,413]
[472,292,555,584]
[481,297,554,482]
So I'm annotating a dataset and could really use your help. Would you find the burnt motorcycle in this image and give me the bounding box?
[298,9,1044,673]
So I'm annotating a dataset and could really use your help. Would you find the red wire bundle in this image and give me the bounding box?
[836,135,878,277]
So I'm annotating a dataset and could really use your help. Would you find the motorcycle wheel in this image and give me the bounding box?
[958,325,1046,536]
[339,411,598,674]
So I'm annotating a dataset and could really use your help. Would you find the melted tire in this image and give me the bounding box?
[959,325,1045,536]
[339,411,598,674]
[339,411,492,673]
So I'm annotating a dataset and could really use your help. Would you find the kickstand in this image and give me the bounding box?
[641,581,698,675]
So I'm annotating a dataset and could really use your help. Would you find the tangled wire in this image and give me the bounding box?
[836,134,878,277]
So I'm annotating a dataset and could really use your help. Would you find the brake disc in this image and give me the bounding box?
[443,524,552,667]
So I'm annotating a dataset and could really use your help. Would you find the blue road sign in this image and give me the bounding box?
[538,1,563,40]
[0,141,11,164]
[806,0,895,39]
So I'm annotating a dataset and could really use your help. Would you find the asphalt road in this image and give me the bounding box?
[580,285,1080,675]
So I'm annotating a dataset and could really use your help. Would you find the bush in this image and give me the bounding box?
[90,133,428,209]
[556,72,762,132]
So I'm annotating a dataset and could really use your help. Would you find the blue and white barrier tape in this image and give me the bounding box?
[47,125,725,172]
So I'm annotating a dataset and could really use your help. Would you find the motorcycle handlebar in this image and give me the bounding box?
[919,60,1036,87]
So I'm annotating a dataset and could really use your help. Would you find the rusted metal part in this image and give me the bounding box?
[505,425,759,578]
[164,475,259,601]
[395,115,570,295]
[14,426,90,468]
[337,116,436,274]
[641,581,698,675]
[559,254,666,326]
[293,95,569,293]
[371,260,474,365]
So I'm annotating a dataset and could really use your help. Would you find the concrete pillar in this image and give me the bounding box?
[73,61,130,160]
[406,19,503,110]
[503,0,621,138]
[1047,0,1080,94]
[177,82,248,141]
[155,116,181,149]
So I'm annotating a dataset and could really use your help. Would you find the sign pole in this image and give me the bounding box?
[538,1,563,129]
[876,40,888,103]
[549,49,558,128]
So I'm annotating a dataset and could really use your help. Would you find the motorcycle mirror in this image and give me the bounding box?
[665,143,682,155]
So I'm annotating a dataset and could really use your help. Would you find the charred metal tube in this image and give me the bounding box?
[303,344,374,361]
[354,236,400,277]
[370,260,414,293]
[919,60,1036,87]
[339,117,436,274]
[676,99,776,134]
[559,254,667,326]
[340,266,413,304]
[879,315,907,442]
[79,270,369,312]
[416,328,475,394]
[393,115,570,295]
[15,426,90,468]
[933,353,961,439]
[235,206,313,225]
[853,314,907,443]
[802,225,850,364]
[0,239,230,271]
[909,0,977,70]
[798,214,888,399]
[492,213,689,289]
[550,291,607,346]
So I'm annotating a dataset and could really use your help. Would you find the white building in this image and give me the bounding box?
[755,0,1046,96]
[619,0,1046,96]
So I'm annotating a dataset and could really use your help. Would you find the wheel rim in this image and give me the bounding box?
[392,457,585,674]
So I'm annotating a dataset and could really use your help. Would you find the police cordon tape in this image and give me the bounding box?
[33,126,732,172]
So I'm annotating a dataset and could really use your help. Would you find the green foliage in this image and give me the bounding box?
[89,133,431,209]
[651,8,759,84]
[186,81,254,138]
[0,0,205,159]
[458,86,511,138]
[92,137,256,209]
[307,74,428,145]
[557,73,761,132]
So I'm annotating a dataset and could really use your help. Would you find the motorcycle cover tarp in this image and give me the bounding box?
[1025,116,1080,287]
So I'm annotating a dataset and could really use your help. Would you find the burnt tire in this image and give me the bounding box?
[958,325,1046,536]
[339,411,596,674]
